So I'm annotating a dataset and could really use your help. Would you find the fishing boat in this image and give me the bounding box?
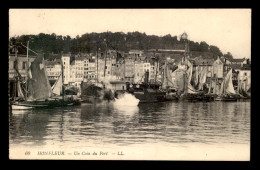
[126,71,166,103]
[236,76,250,100]
[161,60,179,101]
[215,69,239,101]
[10,43,80,110]
[180,62,214,101]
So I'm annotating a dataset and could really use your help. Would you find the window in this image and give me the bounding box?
[244,72,247,76]
[22,62,26,69]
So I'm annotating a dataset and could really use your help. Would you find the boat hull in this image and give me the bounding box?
[134,90,166,103]
[11,99,80,110]
[12,104,33,110]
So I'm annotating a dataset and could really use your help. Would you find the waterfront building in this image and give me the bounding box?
[74,57,85,87]
[61,54,71,85]
[45,59,62,86]
[191,56,215,79]
[115,58,125,81]
[134,57,145,84]
[69,60,76,86]
[124,54,135,83]
[129,50,144,57]
[9,55,36,80]
[212,57,224,78]
[85,56,96,83]
[97,54,105,82]
[83,56,89,80]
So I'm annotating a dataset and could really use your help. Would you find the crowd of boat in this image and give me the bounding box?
[9,46,250,110]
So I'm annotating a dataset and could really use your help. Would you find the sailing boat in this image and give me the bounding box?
[180,62,215,101]
[11,44,80,110]
[237,76,250,100]
[215,69,238,101]
[161,60,179,100]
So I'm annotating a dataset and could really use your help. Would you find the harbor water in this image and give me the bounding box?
[9,100,250,160]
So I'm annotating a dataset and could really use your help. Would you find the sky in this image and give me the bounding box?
[9,9,251,59]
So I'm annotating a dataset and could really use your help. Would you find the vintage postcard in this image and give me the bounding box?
[9,8,251,160]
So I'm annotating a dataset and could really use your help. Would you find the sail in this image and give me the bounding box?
[198,67,207,90]
[162,61,177,89]
[52,74,62,96]
[186,65,193,84]
[193,66,199,87]
[161,63,167,89]
[27,54,53,100]
[217,81,224,95]
[223,69,236,94]
[17,81,24,98]
[185,65,201,94]
[187,83,201,94]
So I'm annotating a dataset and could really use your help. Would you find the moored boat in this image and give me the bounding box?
[10,43,81,110]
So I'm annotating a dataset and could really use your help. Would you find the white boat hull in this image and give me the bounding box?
[11,103,49,110]
[12,104,33,110]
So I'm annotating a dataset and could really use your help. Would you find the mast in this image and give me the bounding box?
[61,58,65,100]
[154,50,157,85]
[104,46,107,78]
[96,46,99,83]
[25,41,29,101]
[104,31,108,79]
[14,46,17,101]
[162,59,167,89]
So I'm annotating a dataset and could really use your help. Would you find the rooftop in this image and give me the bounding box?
[241,64,251,70]
[191,56,215,65]
[230,58,246,62]
[75,57,86,61]
[230,64,242,70]
[45,59,61,66]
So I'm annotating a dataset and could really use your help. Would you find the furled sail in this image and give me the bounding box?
[17,81,24,98]
[192,66,199,87]
[52,74,62,96]
[237,78,249,97]
[198,67,207,90]
[162,61,177,89]
[186,65,201,94]
[224,69,236,94]
[27,54,53,100]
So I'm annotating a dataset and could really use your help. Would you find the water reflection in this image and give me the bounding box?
[9,101,250,148]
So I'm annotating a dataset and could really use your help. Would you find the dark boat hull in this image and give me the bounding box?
[133,90,166,103]
[181,93,215,102]
[11,98,80,110]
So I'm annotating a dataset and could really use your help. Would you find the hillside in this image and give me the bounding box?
[9,31,233,60]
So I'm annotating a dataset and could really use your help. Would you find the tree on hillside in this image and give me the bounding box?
[223,52,233,60]
[9,31,228,59]
[199,41,210,52]
[209,45,223,57]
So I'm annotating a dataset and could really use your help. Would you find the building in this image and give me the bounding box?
[45,59,62,86]
[61,54,71,85]
[69,60,76,85]
[110,55,117,80]
[134,57,145,84]
[229,58,248,66]
[124,54,135,83]
[191,56,215,78]
[129,50,144,57]
[73,57,85,87]
[110,81,127,91]
[86,56,97,83]
[115,58,125,81]
[9,55,36,80]
[230,63,251,91]
[212,57,224,78]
